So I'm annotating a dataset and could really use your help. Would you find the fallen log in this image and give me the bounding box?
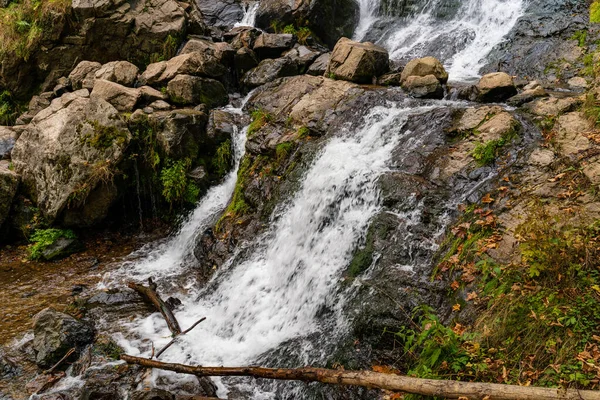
[121,355,600,400]
[128,278,182,335]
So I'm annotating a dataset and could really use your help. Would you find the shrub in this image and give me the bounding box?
[28,228,76,260]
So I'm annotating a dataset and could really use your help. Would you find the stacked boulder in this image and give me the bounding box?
[400,56,448,99]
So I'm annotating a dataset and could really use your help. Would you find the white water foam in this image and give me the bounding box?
[355,0,525,81]
[235,2,259,27]
[111,102,437,397]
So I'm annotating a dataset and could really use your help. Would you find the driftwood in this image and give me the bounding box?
[128,278,182,335]
[121,355,600,400]
[155,317,207,359]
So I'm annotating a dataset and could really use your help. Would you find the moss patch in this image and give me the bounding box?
[28,228,77,260]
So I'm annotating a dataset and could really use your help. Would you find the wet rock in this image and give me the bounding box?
[181,38,235,65]
[132,389,174,400]
[241,57,299,88]
[187,166,209,188]
[207,109,236,142]
[0,160,19,229]
[377,72,402,86]
[554,112,592,156]
[507,85,547,106]
[524,96,581,116]
[255,0,360,48]
[477,112,518,140]
[166,75,228,108]
[40,237,84,261]
[400,56,448,84]
[224,26,261,50]
[32,308,94,368]
[0,127,17,159]
[253,33,296,59]
[11,94,130,225]
[326,38,389,84]
[94,61,139,87]
[401,74,443,99]
[193,0,243,29]
[476,72,517,103]
[149,109,209,159]
[69,61,102,91]
[307,52,330,76]
[87,290,140,306]
[91,80,141,112]
[234,47,259,76]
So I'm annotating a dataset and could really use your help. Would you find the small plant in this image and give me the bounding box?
[28,228,77,260]
[0,90,20,125]
[275,142,294,164]
[297,126,310,138]
[591,1,600,23]
[269,20,285,34]
[248,109,273,136]
[297,27,312,45]
[80,120,128,150]
[283,24,296,34]
[570,30,588,47]
[160,159,190,206]
[583,93,600,126]
[471,129,517,166]
[212,139,232,177]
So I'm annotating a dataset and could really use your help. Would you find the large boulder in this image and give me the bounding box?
[157,51,228,83]
[255,0,360,48]
[0,127,17,159]
[253,33,296,59]
[181,38,235,65]
[400,56,448,84]
[148,109,210,159]
[476,72,518,103]
[242,58,299,88]
[166,75,228,108]
[326,38,389,84]
[91,80,141,112]
[94,61,139,87]
[401,75,444,99]
[0,160,19,229]
[11,92,131,225]
[68,61,102,90]
[193,0,244,29]
[32,308,94,368]
[234,47,260,77]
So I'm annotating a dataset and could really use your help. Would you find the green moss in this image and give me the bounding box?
[275,142,294,164]
[570,30,588,47]
[297,126,310,139]
[160,159,190,205]
[248,109,273,137]
[591,1,600,23]
[28,228,77,260]
[149,34,180,63]
[583,92,600,126]
[93,337,124,360]
[471,128,518,166]
[80,120,128,151]
[212,139,233,177]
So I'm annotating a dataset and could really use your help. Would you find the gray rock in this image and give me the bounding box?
[69,61,102,90]
[402,74,444,99]
[476,72,517,103]
[91,80,141,112]
[224,26,261,50]
[0,127,17,159]
[94,61,139,87]
[167,75,228,108]
[11,94,130,225]
[242,57,299,88]
[326,38,389,84]
[207,109,236,142]
[32,308,94,368]
[193,0,244,29]
[0,160,19,228]
[149,109,209,159]
[234,47,259,76]
[377,72,402,86]
[255,0,360,48]
[284,45,322,72]
[40,237,84,261]
[307,53,330,76]
[158,51,227,83]
[401,56,448,84]
[181,38,235,65]
[253,33,296,59]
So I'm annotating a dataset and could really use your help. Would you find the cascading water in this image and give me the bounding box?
[235,2,259,27]
[354,0,525,81]
[108,102,442,398]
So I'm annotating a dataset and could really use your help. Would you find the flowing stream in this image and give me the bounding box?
[99,1,527,398]
[356,0,525,81]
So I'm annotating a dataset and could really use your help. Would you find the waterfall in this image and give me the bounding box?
[355,0,525,81]
[109,102,440,398]
[235,2,259,27]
